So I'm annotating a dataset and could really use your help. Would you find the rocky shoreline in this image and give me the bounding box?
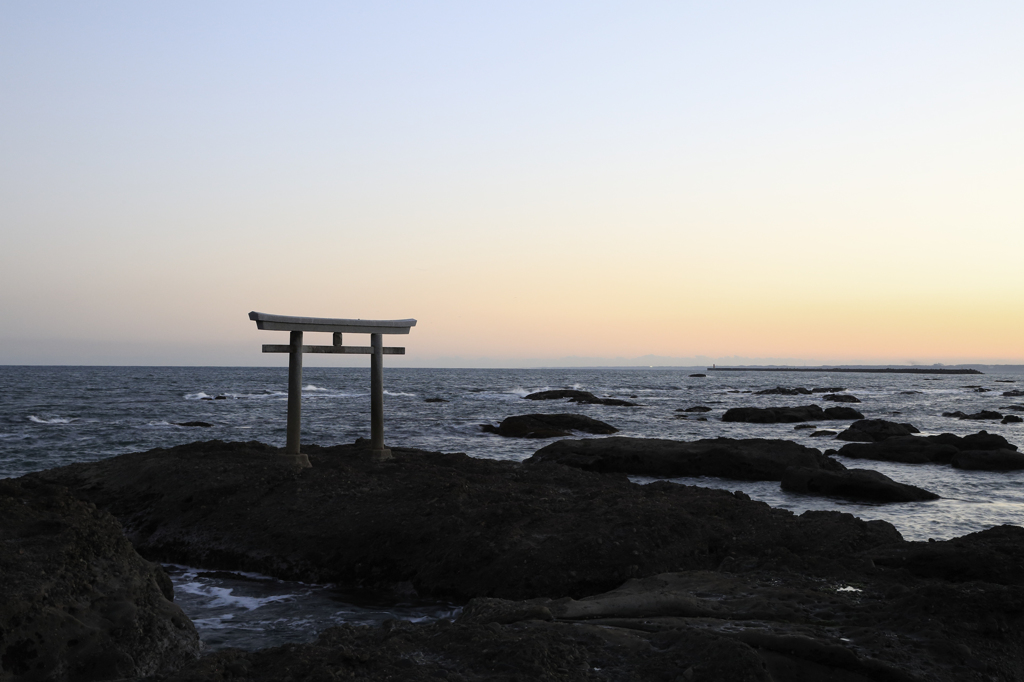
[4,438,1024,681]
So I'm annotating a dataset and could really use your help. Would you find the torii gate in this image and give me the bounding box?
[248,311,416,465]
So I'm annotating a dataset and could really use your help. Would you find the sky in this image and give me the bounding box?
[1,2,1022,367]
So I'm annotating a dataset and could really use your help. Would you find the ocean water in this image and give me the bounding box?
[2,365,1023,650]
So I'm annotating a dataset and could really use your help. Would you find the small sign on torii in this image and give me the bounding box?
[248,311,417,466]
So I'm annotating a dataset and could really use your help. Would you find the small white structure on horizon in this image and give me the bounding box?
[248,311,417,465]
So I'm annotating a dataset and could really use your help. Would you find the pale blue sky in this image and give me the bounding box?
[2,2,1022,366]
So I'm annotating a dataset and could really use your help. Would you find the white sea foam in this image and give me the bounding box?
[184,392,211,400]
[303,384,329,391]
[383,391,415,397]
[28,415,76,425]
[176,582,297,611]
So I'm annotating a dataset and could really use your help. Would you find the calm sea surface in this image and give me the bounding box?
[2,365,1022,650]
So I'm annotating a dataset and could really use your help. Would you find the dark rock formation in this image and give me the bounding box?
[781,467,939,502]
[832,430,1018,465]
[527,436,844,481]
[793,424,815,430]
[811,387,845,393]
[1004,389,1024,397]
[951,449,1024,471]
[960,410,1004,420]
[809,430,836,437]
[1004,415,1023,424]
[158,550,1024,682]
[835,419,920,442]
[722,405,864,423]
[0,478,200,681]
[834,436,959,464]
[523,389,638,406]
[755,386,811,395]
[927,430,1016,451]
[29,440,901,602]
[481,414,617,438]
[424,397,449,403]
[822,394,861,403]
[175,421,212,428]
[688,373,706,377]
[900,390,923,394]
[677,406,712,413]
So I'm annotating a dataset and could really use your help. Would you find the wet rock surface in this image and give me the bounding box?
[722,405,864,423]
[481,413,617,438]
[832,430,1019,467]
[835,419,921,442]
[30,440,898,604]
[951,449,1024,471]
[19,440,1024,682]
[780,467,940,502]
[523,390,639,406]
[527,436,844,481]
[152,530,1024,682]
[0,478,199,681]
[822,393,861,403]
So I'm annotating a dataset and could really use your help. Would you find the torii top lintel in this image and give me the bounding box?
[248,311,416,335]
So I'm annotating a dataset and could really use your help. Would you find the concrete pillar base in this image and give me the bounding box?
[281,453,312,468]
[370,448,393,462]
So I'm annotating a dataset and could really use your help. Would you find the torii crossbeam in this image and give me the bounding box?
[248,311,417,465]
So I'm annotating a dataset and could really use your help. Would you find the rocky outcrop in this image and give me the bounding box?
[1004,415,1023,424]
[677,406,712,413]
[0,478,199,681]
[1004,389,1024,397]
[523,390,638,406]
[175,421,212,428]
[29,440,900,602]
[688,373,706,377]
[481,414,617,438]
[951,449,1024,471]
[831,430,1017,465]
[835,419,920,442]
[833,436,959,464]
[158,531,1024,682]
[780,467,939,502]
[527,436,844,481]
[722,405,863,423]
[943,410,1003,420]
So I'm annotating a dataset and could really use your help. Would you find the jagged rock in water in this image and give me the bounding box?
[523,389,638,406]
[528,436,843,481]
[481,414,617,438]
[781,466,939,502]
[723,405,863,423]
[835,419,920,443]
[951,449,1024,471]
[822,394,861,403]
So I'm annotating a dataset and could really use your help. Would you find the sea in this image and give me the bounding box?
[2,365,1022,651]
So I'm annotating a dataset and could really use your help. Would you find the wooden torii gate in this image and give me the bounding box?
[248,311,417,465]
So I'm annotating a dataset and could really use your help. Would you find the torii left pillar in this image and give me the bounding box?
[248,311,417,465]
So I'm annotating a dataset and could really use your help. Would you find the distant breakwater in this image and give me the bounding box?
[707,367,983,375]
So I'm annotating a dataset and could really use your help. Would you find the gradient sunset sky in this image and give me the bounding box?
[2,2,1022,367]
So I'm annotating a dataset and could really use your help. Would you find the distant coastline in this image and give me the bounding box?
[707,367,983,375]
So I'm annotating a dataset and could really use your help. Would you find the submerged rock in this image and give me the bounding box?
[0,478,199,681]
[722,405,864,423]
[1003,415,1023,424]
[811,387,845,393]
[481,414,617,438]
[527,436,843,481]
[688,373,706,377]
[781,467,939,502]
[809,430,836,437]
[423,397,449,403]
[523,389,638,406]
[677,405,712,413]
[175,421,213,427]
[834,419,920,443]
[1004,389,1024,397]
